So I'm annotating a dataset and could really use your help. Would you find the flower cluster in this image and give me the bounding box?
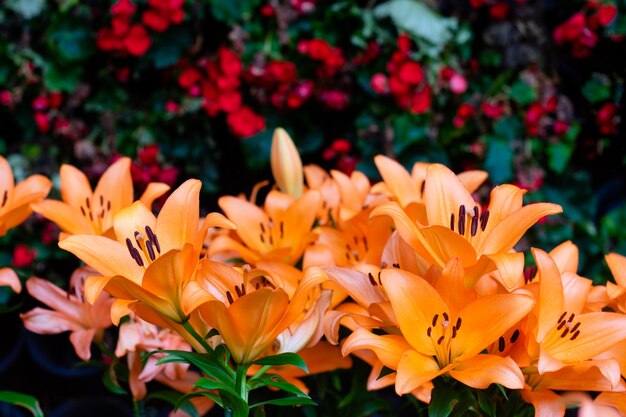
[5,127,626,416]
[554,3,618,58]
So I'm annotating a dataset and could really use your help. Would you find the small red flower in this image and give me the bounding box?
[34,113,50,133]
[123,25,152,56]
[598,4,618,26]
[397,61,424,85]
[178,67,201,88]
[489,3,509,20]
[218,48,243,77]
[331,138,351,153]
[48,92,63,108]
[142,10,170,32]
[397,34,412,54]
[0,91,13,107]
[227,106,265,138]
[370,73,389,94]
[408,85,431,114]
[12,244,36,268]
[32,95,49,111]
[138,144,160,165]
[165,101,180,113]
[111,0,137,16]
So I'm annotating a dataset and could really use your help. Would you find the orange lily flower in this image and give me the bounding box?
[605,252,626,312]
[371,163,562,286]
[343,267,534,395]
[58,180,234,343]
[527,248,626,375]
[303,164,341,225]
[210,189,320,265]
[371,155,487,224]
[21,267,114,361]
[0,155,51,236]
[0,267,21,293]
[32,157,169,239]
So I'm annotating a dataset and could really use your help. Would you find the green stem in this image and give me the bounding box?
[182,321,213,353]
[133,399,146,417]
[235,364,250,402]
[248,365,271,382]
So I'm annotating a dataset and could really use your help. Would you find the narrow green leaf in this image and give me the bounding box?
[252,353,308,373]
[220,391,250,417]
[155,350,234,382]
[102,365,127,395]
[0,391,44,417]
[194,377,240,398]
[248,374,309,398]
[251,396,317,408]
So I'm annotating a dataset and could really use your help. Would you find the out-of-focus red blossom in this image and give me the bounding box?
[34,113,50,134]
[597,102,619,135]
[353,41,380,65]
[260,4,275,16]
[469,0,485,8]
[320,90,348,110]
[489,3,509,20]
[164,101,180,113]
[48,92,63,108]
[331,138,351,153]
[454,103,475,128]
[554,13,586,43]
[397,61,424,85]
[337,155,358,175]
[291,0,316,14]
[226,106,265,138]
[41,222,57,245]
[397,34,411,54]
[139,144,160,165]
[111,0,137,16]
[299,38,346,78]
[123,25,152,56]
[409,85,431,114]
[370,73,389,94]
[598,4,618,26]
[12,245,36,268]
[116,67,131,83]
[32,95,49,111]
[142,10,169,32]
[178,67,201,89]
[0,91,13,107]
[53,118,71,136]
[219,47,243,77]
[158,166,179,186]
[553,120,570,135]
[322,148,335,161]
[481,101,505,119]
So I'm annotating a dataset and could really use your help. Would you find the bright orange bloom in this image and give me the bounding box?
[58,180,234,326]
[342,267,534,395]
[32,157,169,239]
[372,163,562,286]
[21,267,114,361]
[527,248,626,375]
[0,155,51,236]
[605,252,626,313]
[210,189,320,265]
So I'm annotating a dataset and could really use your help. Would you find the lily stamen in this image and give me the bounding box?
[1,190,8,207]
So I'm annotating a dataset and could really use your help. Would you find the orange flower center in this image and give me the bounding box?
[426,312,462,366]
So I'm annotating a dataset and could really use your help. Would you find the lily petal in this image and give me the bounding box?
[395,349,445,395]
[0,268,21,293]
[449,354,524,389]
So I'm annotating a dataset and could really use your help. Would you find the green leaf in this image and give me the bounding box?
[147,390,199,417]
[220,391,250,417]
[0,391,44,417]
[475,389,496,417]
[102,364,127,395]
[582,74,611,104]
[194,377,240,398]
[252,353,308,373]
[547,142,574,174]
[43,64,82,92]
[248,374,309,398]
[428,385,459,417]
[484,136,513,183]
[209,0,261,23]
[509,80,537,106]
[374,0,458,57]
[6,0,45,19]
[48,22,93,62]
[251,396,317,408]
[147,27,194,69]
[156,350,234,383]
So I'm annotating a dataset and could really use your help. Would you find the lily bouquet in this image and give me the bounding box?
[2,128,626,417]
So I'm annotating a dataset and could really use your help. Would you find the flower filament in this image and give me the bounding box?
[425,311,462,367]
[125,225,161,267]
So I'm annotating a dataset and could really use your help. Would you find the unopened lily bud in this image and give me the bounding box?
[271,127,303,197]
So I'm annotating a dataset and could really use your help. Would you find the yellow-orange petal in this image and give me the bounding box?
[156,179,202,253]
[139,182,170,208]
[449,354,524,389]
[93,157,133,217]
[521,389,565,417]
[487,252,525,291]
[341,327,411,369]
[395,349,445,395]
[380,268,448,357]
[606,253,626,288]
[32,200,93,235]
[549,241,579,274]
[59,164,92,210]
[533,248,565,343]
[60,235,144,284]
[479,203,563,255]
[423,163,476,228]
[374,155,421,208]
[452,292,535,361]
